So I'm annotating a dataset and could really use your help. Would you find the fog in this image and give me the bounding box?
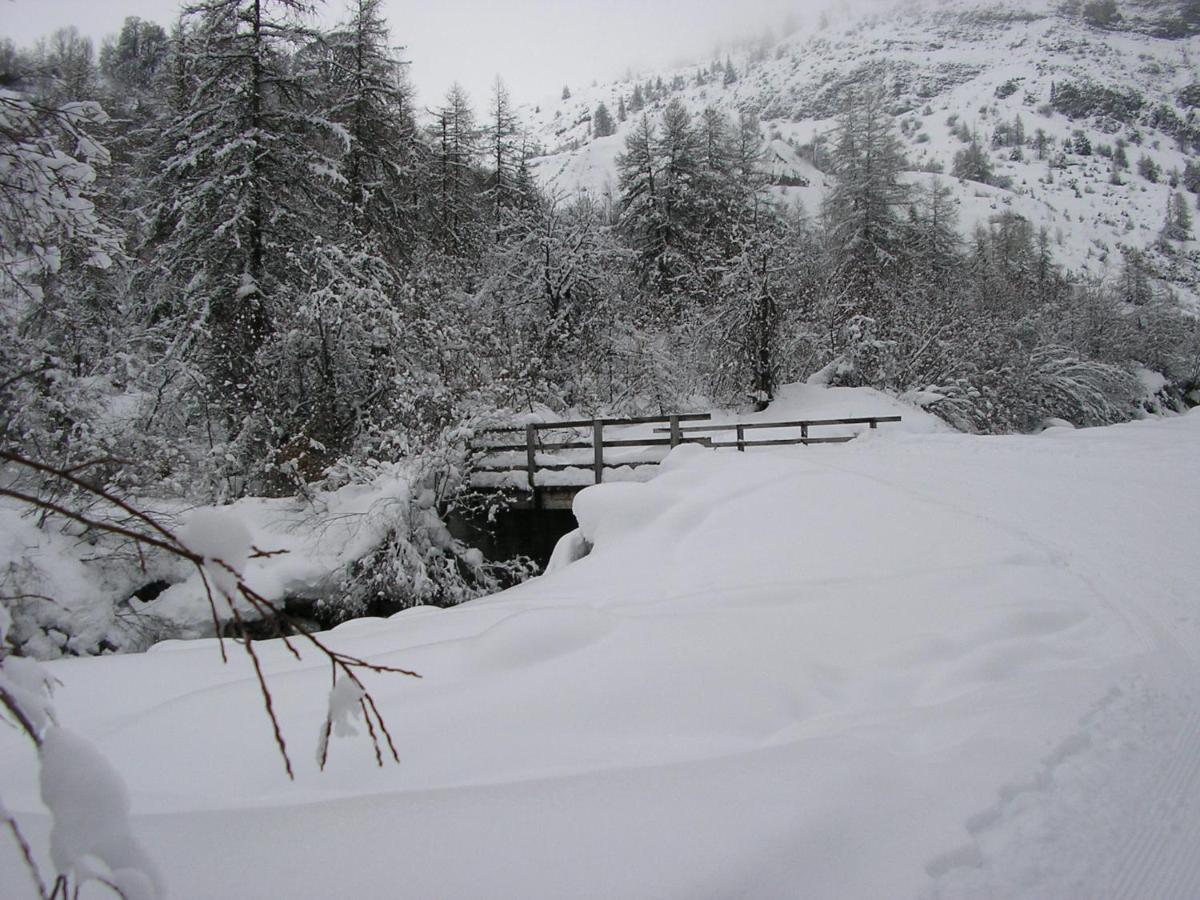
[1,0,838,107]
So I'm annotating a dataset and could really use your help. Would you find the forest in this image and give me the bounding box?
[2,0,1199,657]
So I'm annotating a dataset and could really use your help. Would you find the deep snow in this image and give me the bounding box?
[2,393,1199,898]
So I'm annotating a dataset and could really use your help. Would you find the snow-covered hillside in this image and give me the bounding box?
[2,389,1198,898]
[528,0,1200,306]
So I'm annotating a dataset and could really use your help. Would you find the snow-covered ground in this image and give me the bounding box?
[2,392,1199,898]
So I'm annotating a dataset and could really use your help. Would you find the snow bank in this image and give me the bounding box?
[144,467,415,634]
[3,404,1199,898]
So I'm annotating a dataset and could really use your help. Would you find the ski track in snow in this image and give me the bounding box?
[797,439,1200,899]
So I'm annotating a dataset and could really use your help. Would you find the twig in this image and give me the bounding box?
[3,809,49,899]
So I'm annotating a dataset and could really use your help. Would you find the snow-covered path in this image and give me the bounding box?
[2,404,1198,898]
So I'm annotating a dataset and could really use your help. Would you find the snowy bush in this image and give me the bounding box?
[828,316,902,388]
[1029,346,1143,425]
[922,347,1142,433]
[327,445,535,622]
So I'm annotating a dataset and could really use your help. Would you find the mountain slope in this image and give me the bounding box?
[527,0,1200,307]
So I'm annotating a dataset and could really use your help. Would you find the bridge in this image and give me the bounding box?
[454,411,903,566]
[469,412,904,510]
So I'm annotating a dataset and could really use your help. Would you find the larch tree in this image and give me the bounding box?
[616,114,662,287]
[428,82,481,257]
[485,76,520,231]
[157,0,348,487]
[653,97,703,296]
[823,80,910,333]
[322,0,419,263]
[593,101,615,137]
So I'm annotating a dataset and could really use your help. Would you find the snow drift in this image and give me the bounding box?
[2,401,1199,898]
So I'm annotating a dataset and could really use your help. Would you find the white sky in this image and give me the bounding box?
[0,0,815,110]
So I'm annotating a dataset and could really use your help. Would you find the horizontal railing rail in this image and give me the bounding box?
[653,415,902,452]
[477,413,712,436]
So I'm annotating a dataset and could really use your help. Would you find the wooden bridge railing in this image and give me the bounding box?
[473,414,713,488]
[652,415,904,452]
[472,413,902,489]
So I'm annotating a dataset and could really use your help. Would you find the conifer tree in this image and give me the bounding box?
[630,83,644,112]
[952,132,993,184]
[429,82,481,256]
[323,0,420,262]
[160,0,345,419]
[823,82,910,328]
[593,101,615,137]
[99,17,168,97]
[485,76,521,228]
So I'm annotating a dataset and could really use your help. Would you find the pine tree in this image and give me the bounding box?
[593,101,615,138]
[1118,249,1154,305]
[429,82,481,256]
[1113,137,1129,169]
[617,95,627,121]
[1162,192,1192,241]
[160,0,345,416]
[1137,154,1160,182]
[653,98,703,294]
[485,76,521,227]
[823,81,910,326]
[952,132,993,184]
[616,114,662,285]
[723,57,737,85]
[99,17,169,97]
[323,0,420,262]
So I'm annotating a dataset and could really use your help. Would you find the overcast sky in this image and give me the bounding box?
[0,0,814,109]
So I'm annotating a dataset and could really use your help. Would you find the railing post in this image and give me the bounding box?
[869,418,878,429]
[669,415,681,448]
[593,419,604,484]
[736,424,745,452]
[525,424,537,490]
[801,423,808,445]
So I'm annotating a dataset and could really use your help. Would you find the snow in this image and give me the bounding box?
[2,389,1199,897]
[38,727,162,899]
[316,677,366,767]
[0,655,56,736]
[177,508,252,601]
[142,466,415,635]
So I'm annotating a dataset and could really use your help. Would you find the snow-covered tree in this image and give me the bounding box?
[428,82,482,256]
[322,0,420,263]
[485,76,521,228]
[823,80,910,329]
[160,1,344,401]
[593,101,615,138]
